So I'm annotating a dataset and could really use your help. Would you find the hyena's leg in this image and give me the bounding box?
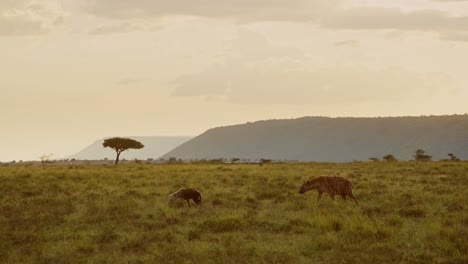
[341,194,347,200]
[317,191,324,202]
[187,199,191,207]
[348,193,359,204]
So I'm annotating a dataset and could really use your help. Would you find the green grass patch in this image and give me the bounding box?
[0,162,467,263]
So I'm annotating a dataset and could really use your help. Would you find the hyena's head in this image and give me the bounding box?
[194,194,202,205]
[299,179,319,194]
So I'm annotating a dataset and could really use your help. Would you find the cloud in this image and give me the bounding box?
[83,0,340,22]
[440,31,468,41]
[334,40,359,47]
[321,7,468,42]
[322,7,468,31]
[81,1,468,42]
[115,78,145,86]
[0,0,64,35]
[171,32,440,105]
[89,22,162,35]
[172,66,439,105]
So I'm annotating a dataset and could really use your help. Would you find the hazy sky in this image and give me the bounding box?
[1,0,468,161]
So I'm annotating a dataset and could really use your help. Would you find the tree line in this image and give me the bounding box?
[370,149,461,162]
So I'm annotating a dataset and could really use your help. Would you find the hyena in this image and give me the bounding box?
[169,188,202,207]
[299,176,358,203]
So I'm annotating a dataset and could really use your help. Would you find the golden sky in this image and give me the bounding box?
[1,0,468,161]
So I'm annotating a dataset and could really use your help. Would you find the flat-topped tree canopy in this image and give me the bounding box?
[103,137,144,165]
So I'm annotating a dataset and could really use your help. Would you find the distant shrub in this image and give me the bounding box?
[39,154,53,166]
[383,154,398,162]
[413,149,432,162]
[447,153,461,162]
[209,158,224,164]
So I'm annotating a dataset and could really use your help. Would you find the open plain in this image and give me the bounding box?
[0,162,467,263]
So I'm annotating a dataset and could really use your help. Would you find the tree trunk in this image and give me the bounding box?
[115,151,121,165]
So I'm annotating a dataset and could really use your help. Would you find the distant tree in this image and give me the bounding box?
[40,154,53,166]
[102,137,144,165]
[382,154,398,162]
[209,158,223,164]
[447,153,461,161]
[231,158,240,164]
[168,157,177,164]
[369,157,380,162]
[413,149,432,162]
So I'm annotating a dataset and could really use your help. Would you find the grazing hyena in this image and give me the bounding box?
[299,176,358,203]
[169,188,202,207]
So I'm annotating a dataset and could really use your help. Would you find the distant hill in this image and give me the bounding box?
[162,115,468,162]
[67,136,191,160]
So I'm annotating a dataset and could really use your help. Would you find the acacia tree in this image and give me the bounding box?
[103,137,144,165]
[447,153,461,161]
[39,154,53,166]
[382,154,398,162]
[413,149,432,162]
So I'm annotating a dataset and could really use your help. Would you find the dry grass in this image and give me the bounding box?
[0,162,467,263]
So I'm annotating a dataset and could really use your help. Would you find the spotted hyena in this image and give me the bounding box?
[169,188,202,207]
[299,176,358,203]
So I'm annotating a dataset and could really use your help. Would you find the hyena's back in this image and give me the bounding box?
[304,176,358,203]
[315,176,354,196]
[169,188,202,207]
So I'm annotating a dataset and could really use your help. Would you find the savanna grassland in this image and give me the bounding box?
[0,162,467,263]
